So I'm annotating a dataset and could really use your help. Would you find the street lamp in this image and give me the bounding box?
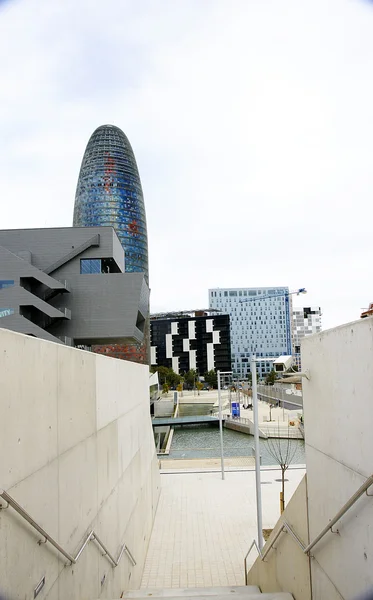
[217,370,232,481]
[242,287,307,550]
[250,355,264,549]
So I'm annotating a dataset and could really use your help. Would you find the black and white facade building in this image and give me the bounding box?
[150,311,231,374]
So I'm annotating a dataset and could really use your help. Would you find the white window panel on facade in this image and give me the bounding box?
[188,320,196,339]
[206,319,214,333]
[172,356,179,374]
[207,342,214,372]
[171,321,178,335]
[183,338,190,352]
[150,346,157,365]
[166,333,173,359]
[189,349,197,370]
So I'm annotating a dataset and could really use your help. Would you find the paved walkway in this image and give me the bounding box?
[141,466,305,589]
[159,456,256,471]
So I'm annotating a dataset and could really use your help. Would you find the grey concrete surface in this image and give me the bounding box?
[141,468,305,589]
[0,328,160,600]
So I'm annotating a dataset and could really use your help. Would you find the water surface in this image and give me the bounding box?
[164,424,305,466]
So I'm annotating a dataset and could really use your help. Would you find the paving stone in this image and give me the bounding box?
[139,469,304,589]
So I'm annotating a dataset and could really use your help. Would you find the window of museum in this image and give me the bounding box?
[80,259,102,274]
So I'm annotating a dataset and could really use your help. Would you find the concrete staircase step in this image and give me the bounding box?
[125,588,261,597]
[124,590,293,600]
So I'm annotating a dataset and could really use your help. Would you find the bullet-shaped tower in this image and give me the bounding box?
[74,124,148,282]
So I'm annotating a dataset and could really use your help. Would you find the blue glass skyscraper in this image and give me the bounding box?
[73,124,148,282]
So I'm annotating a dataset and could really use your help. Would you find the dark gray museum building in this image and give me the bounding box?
[0,227,149,347]
[150,311,231,375]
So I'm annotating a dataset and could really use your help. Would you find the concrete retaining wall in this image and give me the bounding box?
[224,420,254,435]
[0,328,160,600]
[247,317,373,599]
[246,476,311,600]
[302,318,373,600]
[224,418,268,439]
[154,399,174,417]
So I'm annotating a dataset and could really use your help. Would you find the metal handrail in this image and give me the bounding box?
[244,473,373,584]
[244,522,306,584]
[304,473,373,553]
[0,488,136,567]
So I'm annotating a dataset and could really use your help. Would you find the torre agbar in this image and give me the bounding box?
[73,124,150,364]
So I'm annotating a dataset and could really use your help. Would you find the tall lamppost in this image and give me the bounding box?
[241,287,307,549]
[217,370,232,480]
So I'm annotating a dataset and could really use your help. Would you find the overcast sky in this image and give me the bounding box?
[1,0,372,330]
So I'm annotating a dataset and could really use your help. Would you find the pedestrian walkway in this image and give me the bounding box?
[159,456,256,472]
[141,467,305,589]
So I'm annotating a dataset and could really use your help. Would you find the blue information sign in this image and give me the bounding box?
[232,402,240,418]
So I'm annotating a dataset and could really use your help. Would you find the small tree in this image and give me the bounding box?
[162,382,169,395]
[153,366,170,385]
[196,381,204,396]
[204,370,218,388]
[265,370,277,386]
[152,366,181,387]
[184,369,197,388]
[168,370,182,388]
[266,426,300,513]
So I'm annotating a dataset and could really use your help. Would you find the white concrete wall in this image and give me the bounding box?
[0,328,160,600]
[154,399,174,417]
[247,476,311,600]
[302,318,373,600]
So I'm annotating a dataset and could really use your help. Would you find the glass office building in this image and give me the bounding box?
[209,287,293,379]
[73,124,148,282]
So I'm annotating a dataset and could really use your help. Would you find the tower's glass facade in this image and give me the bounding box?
[73,124,149,365]
[73,124,148,282]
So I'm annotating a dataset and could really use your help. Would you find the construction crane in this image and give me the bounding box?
[360,303,373,319]
[239,287,307,303]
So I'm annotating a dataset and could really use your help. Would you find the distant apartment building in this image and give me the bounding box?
[209,287,292,379]
[150,310,231,375]
[292,306,322,368]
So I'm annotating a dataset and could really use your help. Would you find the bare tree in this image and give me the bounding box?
[266,425,300,513]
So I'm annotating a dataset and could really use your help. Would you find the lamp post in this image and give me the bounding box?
[251,355,263,549]
[242,287,307,550]
[217,370,232,481]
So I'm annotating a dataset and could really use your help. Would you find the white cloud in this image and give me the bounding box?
[0,0,372,328]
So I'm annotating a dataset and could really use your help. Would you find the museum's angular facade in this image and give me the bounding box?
[73,124,148,282]
[0,227,148,348]
[73,124,150,364]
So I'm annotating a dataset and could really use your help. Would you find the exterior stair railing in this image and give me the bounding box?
[0,488,136,568]
[244,473,373,584]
